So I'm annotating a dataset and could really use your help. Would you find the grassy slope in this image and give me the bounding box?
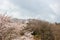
[0,15,60,40]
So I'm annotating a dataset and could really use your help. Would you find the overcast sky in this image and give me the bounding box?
[0,0,60,22]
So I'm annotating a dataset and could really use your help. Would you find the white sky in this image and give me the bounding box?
[0,0,60,22]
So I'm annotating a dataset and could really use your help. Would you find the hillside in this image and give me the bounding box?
[0,15,60,40]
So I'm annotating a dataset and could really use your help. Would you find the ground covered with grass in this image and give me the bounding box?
[0,14,60,40]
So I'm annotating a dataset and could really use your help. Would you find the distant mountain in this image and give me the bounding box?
[12,18,27,23]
